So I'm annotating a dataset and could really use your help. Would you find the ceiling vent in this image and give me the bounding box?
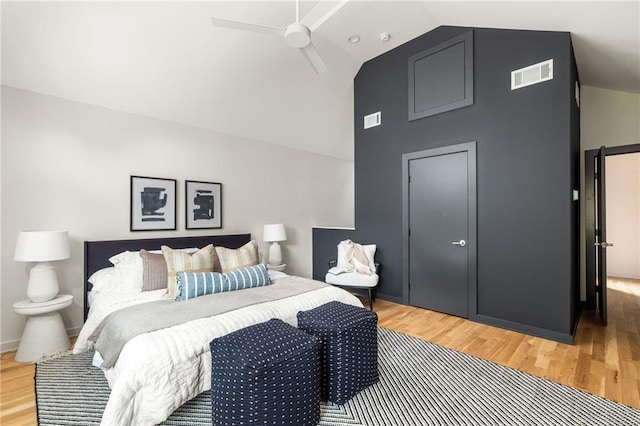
[511,59,553,90]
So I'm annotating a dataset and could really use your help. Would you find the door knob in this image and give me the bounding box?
[594,242,614,248]
[452,240,466,247]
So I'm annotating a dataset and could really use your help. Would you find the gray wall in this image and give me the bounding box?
[569,43,581,335]
[316,26,580,343]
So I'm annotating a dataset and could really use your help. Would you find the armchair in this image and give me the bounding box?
[325,243,379,310]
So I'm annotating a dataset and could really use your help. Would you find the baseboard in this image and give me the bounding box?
[0,338,21,354]
[571,307,582,337]
[375,292,403,304]
[608,275,640,282]
[1,326,82,354]
[472,314,574,344]
[67,325,82,337]
[375,298,574,344]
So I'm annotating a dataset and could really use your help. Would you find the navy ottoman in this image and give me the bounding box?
[209,319,322,426]
[297,301,378,405]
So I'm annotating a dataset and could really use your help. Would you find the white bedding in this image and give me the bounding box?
[74,273,362,425]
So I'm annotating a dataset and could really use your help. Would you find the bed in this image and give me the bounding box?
[74,234,362,425]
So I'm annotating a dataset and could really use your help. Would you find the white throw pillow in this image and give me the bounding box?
[109,251,144,291]
[88,267,124,292]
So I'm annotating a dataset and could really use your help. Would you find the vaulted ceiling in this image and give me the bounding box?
[2,1,638,160]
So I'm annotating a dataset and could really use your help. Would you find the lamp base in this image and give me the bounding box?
[268,242,283,267]
[27,262,59,303]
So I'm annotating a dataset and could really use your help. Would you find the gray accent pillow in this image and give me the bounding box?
[140,249,168,292]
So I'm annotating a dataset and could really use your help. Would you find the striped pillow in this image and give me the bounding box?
[175,264,271,301]
[140,249,168,291]
[224,264,271,290]
[162,244,215,299]
[175,271,226,301]
[215,240,259,273]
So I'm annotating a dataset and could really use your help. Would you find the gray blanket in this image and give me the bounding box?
[89,276,328,368]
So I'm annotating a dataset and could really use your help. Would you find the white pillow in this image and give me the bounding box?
[336,243,377,273]
[109,251,144,291]
[88,267,123,292]
[107,248,201,292]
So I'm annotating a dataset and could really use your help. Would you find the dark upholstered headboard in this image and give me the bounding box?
[83,234,252,320]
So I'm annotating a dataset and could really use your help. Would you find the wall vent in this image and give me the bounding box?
[511,59,553,90]
[364,111,381,129]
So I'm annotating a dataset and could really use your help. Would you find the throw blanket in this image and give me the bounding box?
[90,278,327,368]
[329,239,372,275]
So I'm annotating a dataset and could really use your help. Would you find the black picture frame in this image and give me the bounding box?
[185,180,222,229]
[130,175,177,231]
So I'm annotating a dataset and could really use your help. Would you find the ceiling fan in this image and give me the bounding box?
[211,0,349,74]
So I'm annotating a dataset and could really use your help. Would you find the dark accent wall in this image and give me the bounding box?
[312,228,357,281]
[315,26,580,342]
[569,41,581,334]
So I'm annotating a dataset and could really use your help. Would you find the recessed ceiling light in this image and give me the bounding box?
[379,33,391,42]
[348,35,361,44]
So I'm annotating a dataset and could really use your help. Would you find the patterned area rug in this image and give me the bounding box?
[35,328,640,425]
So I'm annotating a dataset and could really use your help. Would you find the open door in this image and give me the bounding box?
[586,144,638,323]
[595,146,612,326]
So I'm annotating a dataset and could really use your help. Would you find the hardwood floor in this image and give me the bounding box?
[0,353,35,426]
[1,277,639,425]
[375,276,640,410]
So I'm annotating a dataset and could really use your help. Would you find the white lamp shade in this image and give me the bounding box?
[14,231,70,262]
[263,224,287,242]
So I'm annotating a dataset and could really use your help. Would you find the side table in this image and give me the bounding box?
[267,263,286,272]
[12,294,73,362]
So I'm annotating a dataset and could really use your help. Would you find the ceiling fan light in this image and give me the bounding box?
[284,22,311,48]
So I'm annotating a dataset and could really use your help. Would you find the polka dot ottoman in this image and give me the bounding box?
[297,301,379,405]
[209,318,322,426]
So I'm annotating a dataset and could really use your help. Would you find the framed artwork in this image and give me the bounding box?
[130,175,177,231]
[185,180,222,229]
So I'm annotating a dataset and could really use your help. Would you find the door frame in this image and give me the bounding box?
[401,141,477,319]
[585,143,640,310]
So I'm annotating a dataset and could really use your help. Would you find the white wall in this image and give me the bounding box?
[606,153,640,279]
[0,86,355,351]
[579,86,640,296]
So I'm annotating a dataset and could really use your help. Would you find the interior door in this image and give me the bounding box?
[408,151,469,317]
[595,146,609,326]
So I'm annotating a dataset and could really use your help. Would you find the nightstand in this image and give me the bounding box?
[12,294,73,362]
[267,264,286,272]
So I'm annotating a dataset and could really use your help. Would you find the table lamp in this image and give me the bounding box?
[14,230,70,302]
[263,224,287,266]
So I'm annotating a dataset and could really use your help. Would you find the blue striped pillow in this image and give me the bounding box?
[224,264,271,290]
[175,271,226,301]
[176,264,271,301]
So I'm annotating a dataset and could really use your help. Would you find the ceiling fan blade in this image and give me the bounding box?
[300,42,328,74]
[210,17,283,35]
[300,0,349,32]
